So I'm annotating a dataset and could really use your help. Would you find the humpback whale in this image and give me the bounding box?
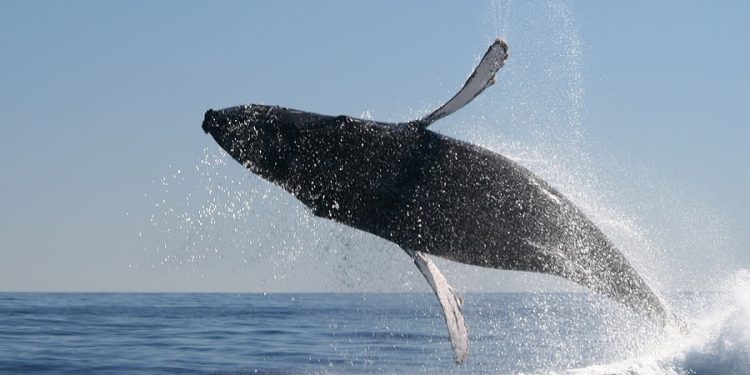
[202,39,671,364]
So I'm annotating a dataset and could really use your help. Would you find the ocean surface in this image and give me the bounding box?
[1,286,749,374]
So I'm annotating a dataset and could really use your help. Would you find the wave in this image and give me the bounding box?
[568,269,750,375]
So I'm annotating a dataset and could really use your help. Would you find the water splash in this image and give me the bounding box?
[139,147,409,291]
[467,0,736,299]
[141,149,276,275]
[473,2,748,373]
[568,269,750,375]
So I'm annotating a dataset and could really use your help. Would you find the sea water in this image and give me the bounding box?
[2,274,749,375]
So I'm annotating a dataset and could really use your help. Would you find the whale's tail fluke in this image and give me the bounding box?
[416,39,509,128]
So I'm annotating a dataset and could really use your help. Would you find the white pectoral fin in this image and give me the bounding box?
[419,38,509,127]
[411,251,469,364]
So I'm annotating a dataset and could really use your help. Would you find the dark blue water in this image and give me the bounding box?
[1,291,747,374]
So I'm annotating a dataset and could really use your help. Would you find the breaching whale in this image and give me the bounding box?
[202,39,671,364]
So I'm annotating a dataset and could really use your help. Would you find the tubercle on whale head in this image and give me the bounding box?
[202,109,216,134]
[201,105,294,183]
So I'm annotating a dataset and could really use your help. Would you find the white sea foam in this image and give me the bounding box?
[568,269,750,375]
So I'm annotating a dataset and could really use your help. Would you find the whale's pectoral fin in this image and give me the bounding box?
[416,38,509,128]
[409,251,469,364]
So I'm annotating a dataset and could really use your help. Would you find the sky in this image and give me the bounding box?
[1,1,748,293]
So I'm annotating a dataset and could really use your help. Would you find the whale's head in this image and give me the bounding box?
[202,104,343,184]
[202,105,298,182]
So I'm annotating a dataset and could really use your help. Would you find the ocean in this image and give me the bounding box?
[2,282,749,374]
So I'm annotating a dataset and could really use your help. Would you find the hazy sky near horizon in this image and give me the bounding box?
[1,1,748,292]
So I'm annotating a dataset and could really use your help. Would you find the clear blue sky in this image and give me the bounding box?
[1,1,748,292]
